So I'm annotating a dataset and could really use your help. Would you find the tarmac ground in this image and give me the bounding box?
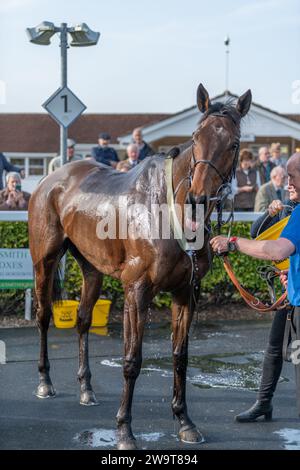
[0,319,300,450]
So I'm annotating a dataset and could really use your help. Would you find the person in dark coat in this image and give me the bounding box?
[256,146,276,185]
[132,127,155,161]
[0,152,24,190]
[233,149,258,211]
[91,133,119,168]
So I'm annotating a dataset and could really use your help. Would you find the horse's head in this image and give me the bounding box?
[187,83,252,214]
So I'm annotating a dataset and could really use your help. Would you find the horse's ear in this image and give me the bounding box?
[197,83,211,113]
[236,89,252,117]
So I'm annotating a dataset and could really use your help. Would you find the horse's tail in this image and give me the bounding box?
[52,265,63,304]
[52,240,69,304]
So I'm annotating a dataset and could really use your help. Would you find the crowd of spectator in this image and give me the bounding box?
[0,133,292,214]
[232,143,288,212]
[0,127,155,211]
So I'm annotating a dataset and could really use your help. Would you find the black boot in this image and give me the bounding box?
[235,400,273,423]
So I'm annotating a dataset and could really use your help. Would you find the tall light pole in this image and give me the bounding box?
[60,23,68,166]
[26,21,100,165]
[224,35,230,95]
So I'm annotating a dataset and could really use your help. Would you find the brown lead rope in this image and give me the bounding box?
[223,256,288,313]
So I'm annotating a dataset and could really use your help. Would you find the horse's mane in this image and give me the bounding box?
[200,101,241,126]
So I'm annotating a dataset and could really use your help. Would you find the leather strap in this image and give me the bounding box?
[223,255,288,312]
[282,308,293,362]
[165,156,191,252]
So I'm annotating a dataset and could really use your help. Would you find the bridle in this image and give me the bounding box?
[174,111,241,235]
[191,138,240,232]
[166,110,243,316]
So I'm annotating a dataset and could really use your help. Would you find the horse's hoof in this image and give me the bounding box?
[117,439,138,450]
[36,383,56,399]
[80,390,99,406]
[179,426,205,444]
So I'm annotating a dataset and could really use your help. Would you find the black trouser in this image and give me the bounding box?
[258,308,288,402]
[258,307,300,411]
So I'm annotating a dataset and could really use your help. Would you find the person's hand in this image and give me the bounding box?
[268,199,283,217]
[20,170,25,179]
[279,269,288,289]
[6,191,17,208]
[210,235,229,254]
[240,185,253,193]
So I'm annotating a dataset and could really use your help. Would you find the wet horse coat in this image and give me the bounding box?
[28,84,251,449]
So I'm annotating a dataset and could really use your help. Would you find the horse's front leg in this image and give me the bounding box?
[171,286,203,443]
[116,280,152,450]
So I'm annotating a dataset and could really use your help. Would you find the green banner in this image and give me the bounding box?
[0,280,34,290]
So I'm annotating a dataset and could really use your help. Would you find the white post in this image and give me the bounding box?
[25,288,32,321]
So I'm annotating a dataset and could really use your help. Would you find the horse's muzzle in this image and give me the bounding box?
[187,193,207,214]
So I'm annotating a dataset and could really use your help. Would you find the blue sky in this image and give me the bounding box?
[1,0,300,114]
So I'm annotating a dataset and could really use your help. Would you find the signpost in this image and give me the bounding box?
[27,21,100,165]
[0,249,33,320]
[0,249,33,289]
[42,86,86,129]
[0,246,65,321]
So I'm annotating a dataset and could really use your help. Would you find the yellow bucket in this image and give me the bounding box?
[91,299,111,327]
[53,299,111,329]
[256,216,290,270]
[53,300,79,329]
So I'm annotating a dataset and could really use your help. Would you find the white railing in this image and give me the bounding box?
[0,211,264,222]
[0,211,29,221]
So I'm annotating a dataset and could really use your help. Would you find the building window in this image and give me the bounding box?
[10,157,25,167]
[29,158,44,176]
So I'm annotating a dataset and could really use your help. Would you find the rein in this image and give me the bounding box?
[222,256,288,312]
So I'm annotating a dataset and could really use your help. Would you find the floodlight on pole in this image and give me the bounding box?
[26,21,100,165]
[26,21,57,45]
[69,23,100,47]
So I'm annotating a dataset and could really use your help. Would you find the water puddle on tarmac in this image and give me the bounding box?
[74,428,164,448]
[140,352,288,391]
[100,359,122,368]
[274,428,300,450]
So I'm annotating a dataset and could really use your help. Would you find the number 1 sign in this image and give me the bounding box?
[43,86,86,128]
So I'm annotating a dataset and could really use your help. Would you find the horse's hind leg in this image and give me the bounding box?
[69,244,103,406]
[171,286,203,443]
[34,243,67,399]
[116,278,153,450]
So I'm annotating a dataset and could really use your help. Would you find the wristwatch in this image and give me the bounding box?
[228,236,239,252]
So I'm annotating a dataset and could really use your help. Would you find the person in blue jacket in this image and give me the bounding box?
[210,152,300,421]
[91,133,119,168]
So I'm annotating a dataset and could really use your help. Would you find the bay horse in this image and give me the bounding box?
[28,84,251,450]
